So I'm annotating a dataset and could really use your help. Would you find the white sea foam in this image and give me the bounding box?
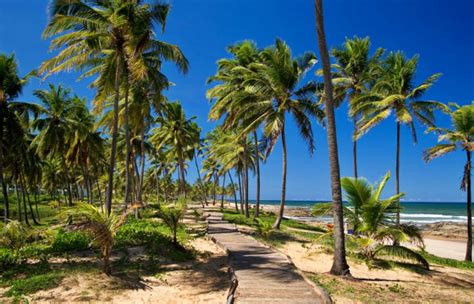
[400,213,466,219]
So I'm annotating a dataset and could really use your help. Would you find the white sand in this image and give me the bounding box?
[424,237,472,261]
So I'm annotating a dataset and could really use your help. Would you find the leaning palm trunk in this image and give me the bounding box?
[193,153,208,206]
[314,0,351,276]
[465,150,472,261]
[220,173,226,208]
[237,173,244,214]
[228,171,239,211]
[273,123,287,229]
[253,130,261,217]
[105,61,122,215]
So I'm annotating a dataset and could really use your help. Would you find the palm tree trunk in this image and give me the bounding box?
[253,130,261,217]
[20,183,29,226]
[237,172,244,214]
[138,125,146,204]
[0,104,9,223]
[96,178,102,206]
[193,152,208,206]
[465,150,472,262]
[178,156,186,197]
[14,183,21,221]
[220,173,226,208]
[228,171,239,211]
[273,123,287,229]
[243,141,249,218]
[124,79,131,208]
[353,116,358,179]
[315,0,350,276]
[396,121,401,226]
[20,172,39,225]
[212,172,218,205]
[105,58,122,215]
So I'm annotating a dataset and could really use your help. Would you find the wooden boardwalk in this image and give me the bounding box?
[206,210,326,304]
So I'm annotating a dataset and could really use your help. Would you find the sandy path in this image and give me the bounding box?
[424,237,472,261]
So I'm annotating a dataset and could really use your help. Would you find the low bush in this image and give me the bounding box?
[51,229,91,253]
[256,218,273,238]
[115,219,170,248]
[0,248,18,269]
[19,244,51,262]
[5,272,64,297]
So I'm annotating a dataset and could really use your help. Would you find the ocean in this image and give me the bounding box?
[252,200,468,224]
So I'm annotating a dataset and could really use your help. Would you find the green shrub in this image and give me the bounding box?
[0,221,29,250]
[0,248,18,269]
[115,220,170,248]
[157,202,185,245]
[19,244,51,262]
[51,229,91,253]
[256,218,273,238]
[5,272,64,297]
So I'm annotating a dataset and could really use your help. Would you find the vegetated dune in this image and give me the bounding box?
[1,238,229,304]
[278,241,474,303]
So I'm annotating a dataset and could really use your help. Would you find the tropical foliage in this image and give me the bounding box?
[313,172,429,269]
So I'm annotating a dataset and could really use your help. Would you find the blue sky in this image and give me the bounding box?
[1,0,473,201]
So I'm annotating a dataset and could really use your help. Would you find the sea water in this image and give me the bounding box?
[252,200,468,224]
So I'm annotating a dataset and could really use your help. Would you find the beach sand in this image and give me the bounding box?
[423,237,472,261]
[253,203,473,261]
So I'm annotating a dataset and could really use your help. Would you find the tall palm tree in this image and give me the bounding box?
[314,0,351,276]
[42,0,187,215]
[353,52,446,225]
[207,41,263,216]
[150,102,200,196]
[330,37,384,178]
[0,54,32,222]
[424,103,474,261]
[222,40,324,229]
[204,127,256,216]
[32,84,77,205]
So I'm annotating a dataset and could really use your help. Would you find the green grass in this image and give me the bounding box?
[419,251,474,270]
[222,208,326,232]
[5,272,65,297]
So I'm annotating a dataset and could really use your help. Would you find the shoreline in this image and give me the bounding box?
[237,202,472,260]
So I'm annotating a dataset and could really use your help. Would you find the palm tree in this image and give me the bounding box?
[314,0,351,276]
[42,0,187,215]
[150,102,200,197]
[330,37,384,178]
[353,52,446,225]
[32,84,81,205]
[424,103,474,261]
[227,40,324,229]
[65,97,105,204]
[0,54,33,222]
[65,203,130,274]
[313,172,429,269]
[204,127,256,216]
[207,41,263,216]
[157,201,186,245]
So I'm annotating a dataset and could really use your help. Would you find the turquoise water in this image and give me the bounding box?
[251,200,468,224]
